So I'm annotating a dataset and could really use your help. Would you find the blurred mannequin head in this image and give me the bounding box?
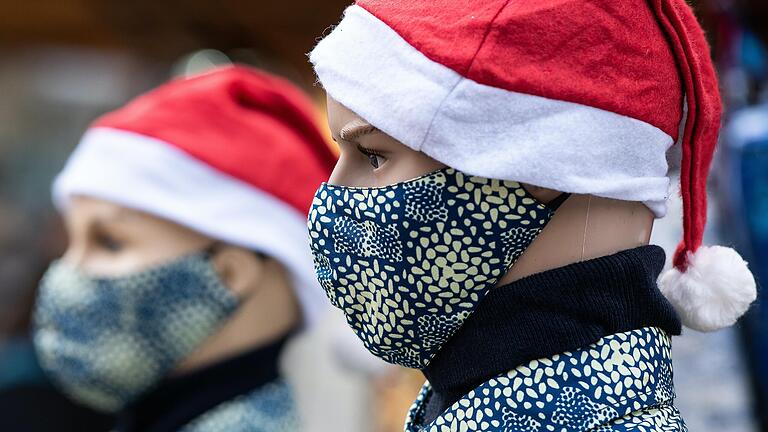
[62,195,300,373]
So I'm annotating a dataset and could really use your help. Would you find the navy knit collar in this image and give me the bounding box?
[115,333,291,432]
[420,245,681,422]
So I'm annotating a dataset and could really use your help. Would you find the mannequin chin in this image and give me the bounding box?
[325,96,654,284]
[62,195,300,375]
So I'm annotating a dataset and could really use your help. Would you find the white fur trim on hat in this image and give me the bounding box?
[53,127,327,327]
[659,245,757,332]
[310,5,674,217]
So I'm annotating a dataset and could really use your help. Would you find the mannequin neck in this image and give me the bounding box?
[499,194,654,286]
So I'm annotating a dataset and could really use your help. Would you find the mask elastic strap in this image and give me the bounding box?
[202,242,224,259]
[546,192,571,211]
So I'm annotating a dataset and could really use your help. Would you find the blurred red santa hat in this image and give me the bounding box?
[54,64,337,326]
[310,0,756,331]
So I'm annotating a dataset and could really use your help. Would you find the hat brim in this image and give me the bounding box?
[310,5,674,217]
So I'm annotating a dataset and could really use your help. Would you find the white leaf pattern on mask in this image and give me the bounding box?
[308,168,555,368]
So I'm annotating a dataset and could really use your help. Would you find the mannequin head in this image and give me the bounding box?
[326,96,654,283]
[312,0,755,343]
[62,195,300,374]
[34,66,339,412]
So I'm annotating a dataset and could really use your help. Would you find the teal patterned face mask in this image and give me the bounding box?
[33,251,239,412]
[308,168,558,368]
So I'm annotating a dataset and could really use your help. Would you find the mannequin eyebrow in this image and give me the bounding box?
[339,119,378,142]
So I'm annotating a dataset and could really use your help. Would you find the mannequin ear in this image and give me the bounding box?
[210,245,265,298]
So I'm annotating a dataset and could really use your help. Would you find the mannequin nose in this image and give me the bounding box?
[327,157,355,186]
[327,155,375,187]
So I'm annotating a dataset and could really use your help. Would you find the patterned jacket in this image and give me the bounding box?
[405,327,686,432]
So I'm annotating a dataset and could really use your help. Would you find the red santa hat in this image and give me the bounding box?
[310,0,757,331]
[54,65,337,326]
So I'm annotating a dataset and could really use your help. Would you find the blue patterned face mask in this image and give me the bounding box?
[33,251,240,412]
[308,168,558,368]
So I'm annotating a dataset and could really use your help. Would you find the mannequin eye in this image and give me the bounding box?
[356,145,386,169]
[94,231,123,252]
[367,153,383,169]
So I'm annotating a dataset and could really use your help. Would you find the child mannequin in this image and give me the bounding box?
[308,1,757,430]
[33,65,336,432]
[62,196,301,374]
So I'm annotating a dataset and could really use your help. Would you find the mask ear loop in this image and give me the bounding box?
[545,192,571,211]
[202,241,224,259]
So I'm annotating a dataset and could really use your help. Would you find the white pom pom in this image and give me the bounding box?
[659,246,757,332]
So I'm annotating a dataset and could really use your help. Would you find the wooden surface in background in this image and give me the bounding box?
[0,0,116,47]
[0,0,351,78]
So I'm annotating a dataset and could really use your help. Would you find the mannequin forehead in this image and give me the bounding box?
[65,196,204,237]
[63,195,213,272]
[326,96,445,186]
[327,97,370,141]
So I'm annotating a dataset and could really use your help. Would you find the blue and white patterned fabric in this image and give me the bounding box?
[33,252,240,412]
[179,379,300,432]
[405,327,687,432]
[308,168,555,368]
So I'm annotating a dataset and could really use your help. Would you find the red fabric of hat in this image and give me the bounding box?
[94,65,336,215]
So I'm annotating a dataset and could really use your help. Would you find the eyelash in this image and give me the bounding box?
[356,145,385,169]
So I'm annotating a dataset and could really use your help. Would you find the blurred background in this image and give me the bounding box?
[0,0,766,431]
